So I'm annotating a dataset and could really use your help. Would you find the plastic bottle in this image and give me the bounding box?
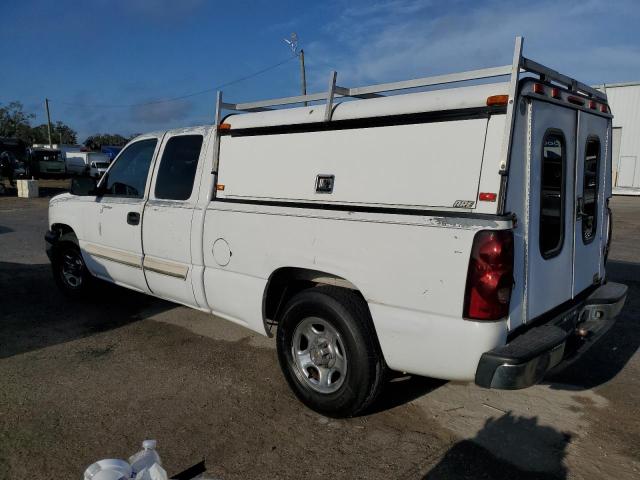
[128,440,162,478]
[134,463,168,480]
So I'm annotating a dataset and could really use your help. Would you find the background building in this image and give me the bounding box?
[596,82,640,194]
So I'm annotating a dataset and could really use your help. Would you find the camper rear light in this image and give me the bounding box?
[589,100,597,109]
[479,192,497,202]
[600,104,608,113]
[533,83,545,94]
[486,95,509,107]
[551,87,561,99]
[568,95,585,106]
[463,230,514,321]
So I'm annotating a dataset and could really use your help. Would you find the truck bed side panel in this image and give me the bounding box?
[202,204,509,380]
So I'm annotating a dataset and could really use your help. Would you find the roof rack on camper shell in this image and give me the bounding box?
[211,36,608,213]
[215,36,605,119]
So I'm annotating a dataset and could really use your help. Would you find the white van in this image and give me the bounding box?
[46,38,627,417]
[65,151,111,178]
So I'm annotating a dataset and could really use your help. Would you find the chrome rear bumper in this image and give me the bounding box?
[475,282,628,389]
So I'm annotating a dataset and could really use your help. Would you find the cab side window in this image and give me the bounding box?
[102,139,157,198]
[582,137,600,243]
[540,131,565,258]
[154,135,203,201]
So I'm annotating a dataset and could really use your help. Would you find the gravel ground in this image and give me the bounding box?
[0,180,638,479]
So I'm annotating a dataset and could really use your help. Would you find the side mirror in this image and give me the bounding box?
[70,177,98,196]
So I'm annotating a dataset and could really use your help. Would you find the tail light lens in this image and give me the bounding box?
[463,230,514,320]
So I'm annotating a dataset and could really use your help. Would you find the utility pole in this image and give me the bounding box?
[299,49,307,106]
[45,98,53,148]
[284,33,307,106]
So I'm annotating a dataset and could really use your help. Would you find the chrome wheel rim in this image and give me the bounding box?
[291,317,347,394]
[61,250,83,289]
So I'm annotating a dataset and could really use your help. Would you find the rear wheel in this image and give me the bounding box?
[276,286,385,417]
[52,242,93,298]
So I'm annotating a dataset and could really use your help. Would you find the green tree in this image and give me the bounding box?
[84,133,130,150]
[0,102,34,143]
[31,122,77,144]
[0,101,77,145]
[54,121,77,144]
[30,124,51,144]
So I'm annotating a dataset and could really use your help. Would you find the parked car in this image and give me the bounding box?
[27,147,66,178]
[0,151,25,180]
[89,160,110,179]
[45,38,627,417]
[66,151,111,177]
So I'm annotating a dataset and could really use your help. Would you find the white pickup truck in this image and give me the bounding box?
[46,38,627,417]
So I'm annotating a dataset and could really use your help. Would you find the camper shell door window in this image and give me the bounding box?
[539,130,566,259]
[581,137,600,243]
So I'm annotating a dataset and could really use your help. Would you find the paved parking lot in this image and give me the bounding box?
[0,181,638,479]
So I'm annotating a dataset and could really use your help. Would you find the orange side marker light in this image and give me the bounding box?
[486,95,509,107]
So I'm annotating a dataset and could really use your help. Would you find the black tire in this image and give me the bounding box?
[52,241,94,298]
[276,286,386,417]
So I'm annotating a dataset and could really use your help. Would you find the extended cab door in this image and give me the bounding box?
[573,112,609,296]
[142,129,208,307]
[81,136,160,292]
[527,101,577,320]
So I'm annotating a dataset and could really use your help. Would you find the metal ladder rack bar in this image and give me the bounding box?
[345,65,513,97]
[222,64,514,112]
[215,36,607,117]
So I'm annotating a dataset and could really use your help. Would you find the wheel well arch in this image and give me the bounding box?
[262,267,365,336]
[51,223,78,245]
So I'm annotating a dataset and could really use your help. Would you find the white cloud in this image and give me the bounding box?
[306,0,640,90]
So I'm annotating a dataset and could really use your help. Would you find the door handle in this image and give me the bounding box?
[576,196,586,220]
[127,212,140,225]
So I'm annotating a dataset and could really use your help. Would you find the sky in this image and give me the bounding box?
[2,0,639,142]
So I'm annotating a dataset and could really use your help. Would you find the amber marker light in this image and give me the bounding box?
[486,95,509,107]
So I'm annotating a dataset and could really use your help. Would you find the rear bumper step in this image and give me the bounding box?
[475,282,628,389]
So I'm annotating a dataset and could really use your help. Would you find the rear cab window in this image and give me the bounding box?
[540,130,565,258]
[154,135,203,201]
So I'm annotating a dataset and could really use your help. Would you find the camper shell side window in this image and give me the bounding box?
[540,129,566,259]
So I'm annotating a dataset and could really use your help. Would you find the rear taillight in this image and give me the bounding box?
[463,230,514,320]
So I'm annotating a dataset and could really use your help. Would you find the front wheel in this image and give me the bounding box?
[276,286,386,417]
[52,242,93,298]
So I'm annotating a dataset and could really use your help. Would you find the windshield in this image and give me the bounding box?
[33,151,62,162]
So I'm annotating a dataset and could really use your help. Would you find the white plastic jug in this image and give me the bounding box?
[84,459,132,480]
[129,440,162,478]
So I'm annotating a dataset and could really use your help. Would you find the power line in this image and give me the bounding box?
[52,55,297,109]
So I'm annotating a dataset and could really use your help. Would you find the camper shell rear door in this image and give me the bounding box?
[518,81,611,323]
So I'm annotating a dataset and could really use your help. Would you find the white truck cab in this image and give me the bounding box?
[46,38,627,416]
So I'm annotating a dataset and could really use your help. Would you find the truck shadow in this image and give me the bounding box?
[0,261,174,359]
[423,412,569,479]
[368,373,447,414]
[545,259,640,390]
